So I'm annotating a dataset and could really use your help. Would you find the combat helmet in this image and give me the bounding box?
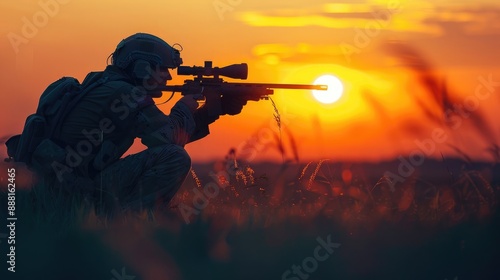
[112,33,182,80]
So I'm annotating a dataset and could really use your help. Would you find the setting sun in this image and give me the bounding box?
[312,74,344,104]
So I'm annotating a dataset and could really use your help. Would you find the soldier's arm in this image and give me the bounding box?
[134,98,217,147]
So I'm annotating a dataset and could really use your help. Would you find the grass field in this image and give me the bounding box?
[1,157,499,280]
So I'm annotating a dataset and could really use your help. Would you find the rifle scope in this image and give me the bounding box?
[177,61,248,80]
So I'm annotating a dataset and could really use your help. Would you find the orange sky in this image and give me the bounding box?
[1,0,500,163]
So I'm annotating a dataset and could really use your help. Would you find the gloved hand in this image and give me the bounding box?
[178,94,202,113]
[221,94,248,115]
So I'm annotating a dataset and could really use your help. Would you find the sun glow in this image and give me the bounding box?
[312,75,344,104]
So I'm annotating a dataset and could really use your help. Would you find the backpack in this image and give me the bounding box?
[5,72,109,166]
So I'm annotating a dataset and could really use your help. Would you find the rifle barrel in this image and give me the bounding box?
[155,82,328,92]
[223,82,328,90]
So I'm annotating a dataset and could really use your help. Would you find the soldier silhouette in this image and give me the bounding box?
[30,33,249,216]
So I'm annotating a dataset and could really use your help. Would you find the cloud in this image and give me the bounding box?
[236,1,500,36]
[237,2,404,29]
[252,43,348,65]
[432,6,500,35]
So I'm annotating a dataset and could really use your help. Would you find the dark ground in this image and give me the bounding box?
[0,158,499,280]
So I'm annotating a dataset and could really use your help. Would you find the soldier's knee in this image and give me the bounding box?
[154,144,191,174]
[172,145,191,173]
